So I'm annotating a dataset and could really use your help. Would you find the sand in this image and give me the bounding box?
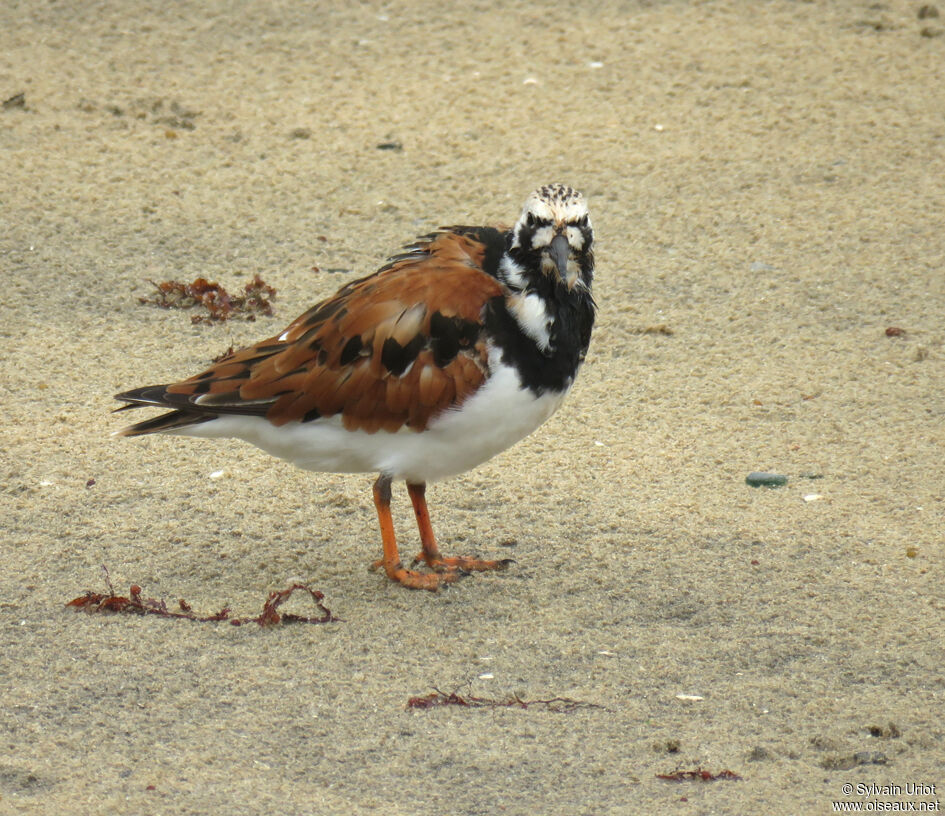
[2,0,943,813]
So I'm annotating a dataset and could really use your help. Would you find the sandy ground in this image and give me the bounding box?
[2,0,944,813]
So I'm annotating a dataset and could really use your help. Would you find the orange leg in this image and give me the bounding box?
[372,475,454,591]
[407,481,513,574]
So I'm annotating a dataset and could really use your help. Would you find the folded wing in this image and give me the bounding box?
[115,228,508,436]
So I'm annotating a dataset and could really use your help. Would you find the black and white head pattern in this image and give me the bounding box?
[504,183,594,293]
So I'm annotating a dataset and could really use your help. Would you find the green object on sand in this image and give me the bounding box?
[746,472,788,488]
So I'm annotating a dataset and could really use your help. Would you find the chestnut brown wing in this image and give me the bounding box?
[145,229,508,434]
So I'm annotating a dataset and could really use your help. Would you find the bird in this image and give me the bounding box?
[114,183,596,591]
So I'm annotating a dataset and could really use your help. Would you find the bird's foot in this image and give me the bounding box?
[369,559,460,591]
[411,553,515,573]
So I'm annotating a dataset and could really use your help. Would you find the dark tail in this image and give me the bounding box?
[113,386,212,437]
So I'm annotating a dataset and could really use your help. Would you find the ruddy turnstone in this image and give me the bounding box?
[115,183,596,590]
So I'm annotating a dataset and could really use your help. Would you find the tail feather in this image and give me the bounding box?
[114,385,179,408]
[113,386,213,437]
[113,409,213,437]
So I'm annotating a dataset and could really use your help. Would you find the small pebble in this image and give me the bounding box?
[746,472,788,488]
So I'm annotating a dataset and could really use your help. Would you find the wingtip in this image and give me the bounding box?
[110,407,213,437]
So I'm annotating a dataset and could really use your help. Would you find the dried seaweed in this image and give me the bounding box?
[406,688,601,713]
[656,768,742,782]
[139,274,276,323]
[67,567,337,625]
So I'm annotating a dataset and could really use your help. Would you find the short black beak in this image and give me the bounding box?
[549,233,571,280]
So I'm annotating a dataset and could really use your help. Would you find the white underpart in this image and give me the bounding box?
[170,345,569,483]
[508,292,553,352]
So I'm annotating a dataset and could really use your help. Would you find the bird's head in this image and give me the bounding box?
[510,183,594,291]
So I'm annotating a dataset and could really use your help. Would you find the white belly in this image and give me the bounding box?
[175,359,569,483]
